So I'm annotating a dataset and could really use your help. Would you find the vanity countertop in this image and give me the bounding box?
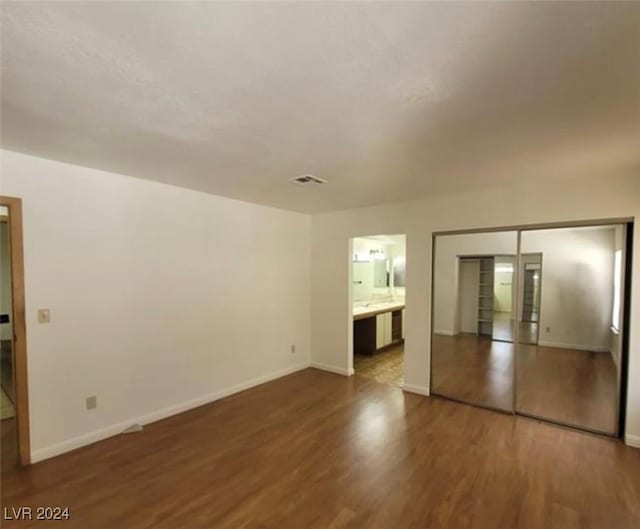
[353,302,405,320]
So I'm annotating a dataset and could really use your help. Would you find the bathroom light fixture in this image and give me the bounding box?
[289,174,328,184]
[369,249,387,261]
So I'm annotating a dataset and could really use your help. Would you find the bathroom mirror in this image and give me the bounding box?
[373,259,389,287]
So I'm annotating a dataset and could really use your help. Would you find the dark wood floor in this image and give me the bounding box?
[432,334,618,434]
[492,318,539,344]
[1,416,17,470]
[1,357,14,401]
[517,344,618,433]
[432,333,514,411]
[2,369,640,528]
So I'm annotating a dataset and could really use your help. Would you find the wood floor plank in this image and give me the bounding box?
[432,334,618,433]
[2,368,640,528]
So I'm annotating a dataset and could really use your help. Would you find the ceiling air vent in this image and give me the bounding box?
[289,174,328,185]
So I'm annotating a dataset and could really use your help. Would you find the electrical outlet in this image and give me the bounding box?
[86,396,97,410]
[290,344,296,354]
[37,308,51,324]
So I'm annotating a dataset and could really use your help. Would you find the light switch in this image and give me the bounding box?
[37,309,51,324]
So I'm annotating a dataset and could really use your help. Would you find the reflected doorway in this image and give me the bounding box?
[0,206,17,471]
[519,253,542,345]
[0,196,30,468]
[492,256,515,343]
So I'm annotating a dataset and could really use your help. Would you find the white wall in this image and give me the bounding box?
[309,171,640,446]
[0,150,311,462]
[522,227,616,352]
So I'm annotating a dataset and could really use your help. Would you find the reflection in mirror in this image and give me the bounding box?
[516,225,624,435]
[492,256,515,342]
[0,206,15,444]
[373,258,389,288]
[393,256,406,287]
[519,254,542,345]
[431,231,517,411]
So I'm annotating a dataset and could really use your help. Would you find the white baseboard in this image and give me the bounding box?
[625,434,640,449]
[537,340,609,353]
[434,330,455,336]
[31,361,310,464]
[310,362,354,376]
[402,383,430,397]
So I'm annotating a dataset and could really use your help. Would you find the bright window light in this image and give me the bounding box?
[612,249,622,332]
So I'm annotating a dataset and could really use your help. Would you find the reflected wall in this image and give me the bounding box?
[516,225,624,435]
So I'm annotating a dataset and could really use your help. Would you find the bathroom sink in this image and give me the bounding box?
[354,301,404,313]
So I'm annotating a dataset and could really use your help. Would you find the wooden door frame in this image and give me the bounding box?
[1,196,30,465]
[519,252,543,345]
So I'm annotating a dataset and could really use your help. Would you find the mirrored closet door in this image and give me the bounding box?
[515,224,626,436]
[431,222,628,437]
[431,231,517,412]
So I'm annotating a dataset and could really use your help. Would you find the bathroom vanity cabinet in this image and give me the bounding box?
[353,304,404,355]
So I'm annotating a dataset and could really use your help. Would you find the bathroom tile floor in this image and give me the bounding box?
[354,344,404,387]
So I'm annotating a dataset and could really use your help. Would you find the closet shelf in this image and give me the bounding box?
[477,257,495,336]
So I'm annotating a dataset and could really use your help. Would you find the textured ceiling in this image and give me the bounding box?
[2,2,639,213]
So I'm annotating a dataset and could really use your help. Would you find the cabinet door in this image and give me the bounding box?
[376,314,385,349]
[383,312,392,345]
[401,309,405,339]
[391,310,402,341]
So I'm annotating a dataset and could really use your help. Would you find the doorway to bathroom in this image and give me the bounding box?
[350,235,406,387]
[1,210,14,424]
[0,196,30,468]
